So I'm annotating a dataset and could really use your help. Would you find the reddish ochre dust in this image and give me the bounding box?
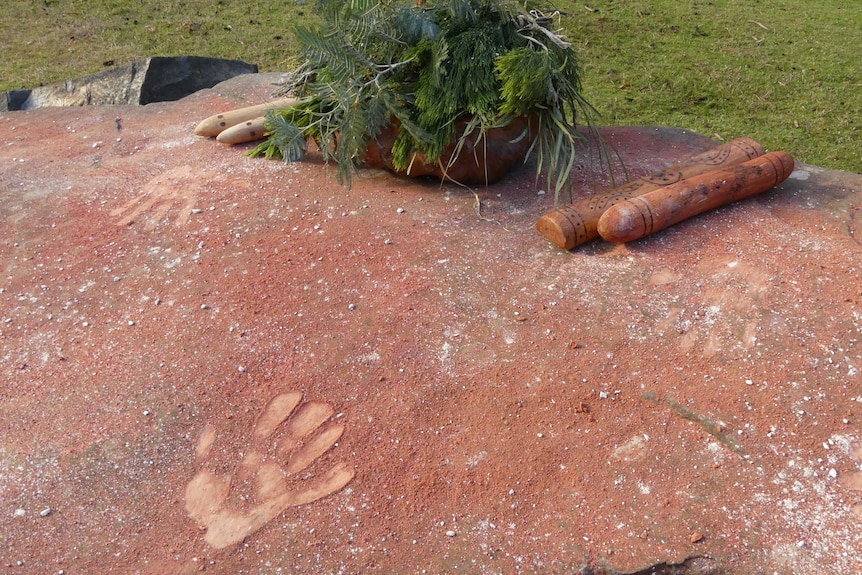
[1,73,861,575]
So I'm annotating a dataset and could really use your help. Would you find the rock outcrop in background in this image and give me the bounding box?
[0,55,256,111]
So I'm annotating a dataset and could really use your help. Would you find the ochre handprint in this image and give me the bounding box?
[185,392,355,548]
[111,165,200,230]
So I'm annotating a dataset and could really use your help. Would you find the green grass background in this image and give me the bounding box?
[2,0,859,173]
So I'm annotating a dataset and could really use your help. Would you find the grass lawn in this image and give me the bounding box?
[566,0,861,174]
[2,0,859,173]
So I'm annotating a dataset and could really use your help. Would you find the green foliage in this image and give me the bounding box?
[255,110,307,161]
[249,0,596,194]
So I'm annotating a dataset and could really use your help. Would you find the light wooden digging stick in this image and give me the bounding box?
[216,117,268,144]
[194,98,297,137]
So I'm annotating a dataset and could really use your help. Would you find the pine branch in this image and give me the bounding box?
[252,0,603,194]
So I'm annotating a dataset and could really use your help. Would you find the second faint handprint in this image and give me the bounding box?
[111,165,200,230]
[185,391,355,549]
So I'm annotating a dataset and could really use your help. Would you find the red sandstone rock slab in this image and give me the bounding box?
[1,72,861,574]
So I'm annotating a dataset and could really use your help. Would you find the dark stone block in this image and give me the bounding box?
[138,56,258,105]
[0,56,257,111]
[0,90,31,112]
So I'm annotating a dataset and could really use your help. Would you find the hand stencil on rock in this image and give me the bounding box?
[185,392,355,548]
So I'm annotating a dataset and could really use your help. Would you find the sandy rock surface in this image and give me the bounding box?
[1,72,861,574]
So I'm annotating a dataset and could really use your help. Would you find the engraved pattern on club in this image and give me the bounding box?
[185,391,355,549]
